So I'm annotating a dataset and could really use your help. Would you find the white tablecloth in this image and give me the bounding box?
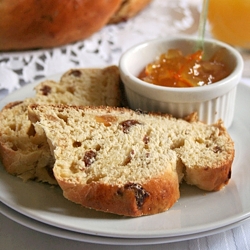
[1,0,250,249]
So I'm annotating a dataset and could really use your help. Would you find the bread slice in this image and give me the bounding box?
[35,67,121,106]
[0,66,121,184]
[28,104,234,216]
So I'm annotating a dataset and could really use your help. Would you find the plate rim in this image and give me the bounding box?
[1,201,250,245]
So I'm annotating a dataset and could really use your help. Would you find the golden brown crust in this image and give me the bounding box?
[184,160,233,191]
[0,0,152,51]
[57,170,180,217]
[108,0,152,24]
[0,0,122,50]
[2,101,24,110]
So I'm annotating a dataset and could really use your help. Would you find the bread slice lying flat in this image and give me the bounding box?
[28,105,234,217]
[0,66,121,184]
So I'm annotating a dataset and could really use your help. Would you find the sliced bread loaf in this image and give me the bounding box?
[28,104,234,216]
[0,66,121,184]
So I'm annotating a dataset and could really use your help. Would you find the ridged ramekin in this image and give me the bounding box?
[119,36,244,128]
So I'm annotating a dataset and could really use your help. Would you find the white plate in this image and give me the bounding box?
[1,77,250,239]
[1,201,250,245]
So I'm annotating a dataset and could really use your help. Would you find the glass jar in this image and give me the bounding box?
[208,0,250,49]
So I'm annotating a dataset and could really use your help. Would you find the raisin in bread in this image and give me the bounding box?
[0,66,121,184]
[28,105,234,216]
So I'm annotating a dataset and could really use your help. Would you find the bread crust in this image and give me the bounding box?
[108,0,152,24]
[184,161,233,191]
[0,0,122,50]
[57,170,180,217]
[0,0,152,50]
[177,120,234,191]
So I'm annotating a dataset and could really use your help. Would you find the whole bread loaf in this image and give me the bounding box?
[28,105,234,216]
[0,0,152,50]
[108,0,152,24]
[0,66,121,184]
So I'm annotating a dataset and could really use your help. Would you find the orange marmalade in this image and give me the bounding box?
[138,49,231,87]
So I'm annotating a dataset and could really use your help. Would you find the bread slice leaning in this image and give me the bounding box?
[28,105,234,217]
[0,66,121,184]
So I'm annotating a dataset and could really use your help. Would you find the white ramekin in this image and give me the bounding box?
[119,36,244,128]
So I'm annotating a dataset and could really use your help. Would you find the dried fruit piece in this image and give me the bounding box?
[95,115,118,126]
[40,85,52,96]
[213,145,222,153]
[123,149,135,165]
[143,134,150,144]
[73,141,82,148]
[124,183,149,208]
[120,120,141,133]
[83,150,97,167]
